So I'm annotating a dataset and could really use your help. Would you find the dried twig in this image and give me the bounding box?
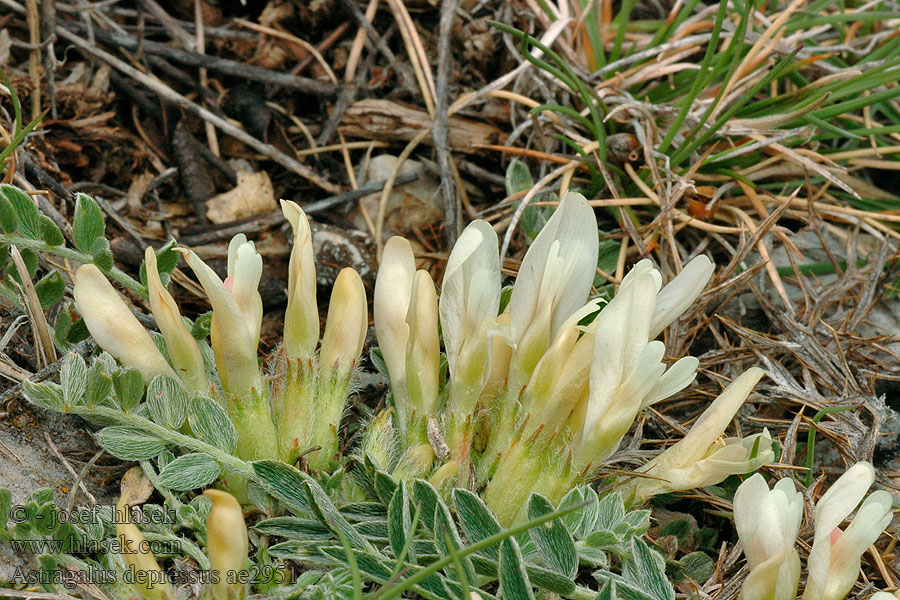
[82,27,339,96]
[48,23,342,193]
[434,0,460,246]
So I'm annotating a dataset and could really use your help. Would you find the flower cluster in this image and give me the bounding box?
[368,191,773,522]
[75,200,367,479]
[734,462,893,600]
[75,191,774,523]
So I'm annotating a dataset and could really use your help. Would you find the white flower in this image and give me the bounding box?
[628,368,774,499]
[180,239,263,397]
[73,264,177,382]
[318,267,367,378]
[734,474,803,600]
[506,191,598,387]
[225,234,264,344]
[575,260,707,464]
[804,462,894,600]
[144,247,207,392]
[439,219,500,400]
[281,200,319,360]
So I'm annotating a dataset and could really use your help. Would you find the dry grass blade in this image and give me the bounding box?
[9,245,56,368]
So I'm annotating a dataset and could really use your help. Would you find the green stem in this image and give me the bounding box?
[70,404,254,479]
[804,404,859,487]
[0,232,148,298]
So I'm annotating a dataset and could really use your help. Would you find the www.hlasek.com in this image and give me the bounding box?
[9,535,182,555]
[11,565,289,589]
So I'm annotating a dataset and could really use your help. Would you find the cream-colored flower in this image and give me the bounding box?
[734,474,803,600]
[629,368,773,500]
[804,462,894,600]
[281,200,319,360]
[319,267,367,378]
[439,220,500,401]
[74,264,177,382]
[574,262,704,465]
[506,191,598,387]
[144,247,207,392]
[374,236,415,408]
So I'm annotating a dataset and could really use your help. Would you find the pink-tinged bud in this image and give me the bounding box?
[804,462,894,600]
[180,242,263,397]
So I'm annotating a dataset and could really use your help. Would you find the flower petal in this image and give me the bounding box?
[508,191,598,344]
[813,461,875,541]
[649,255,715,338]
[440,220,500,378]
[319,268,368,377]
[281,200,319,358]
[583,269,658,439]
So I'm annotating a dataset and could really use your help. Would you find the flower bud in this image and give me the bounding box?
[404,270,440,418]
[281,200,319,359]
[74,264,177,382]
[144,247,208,392]
[360,409,398,471]
[392,444,434,481]
[319,267,367,379]
[180,244,262,397]
[440,220,500,400]
[225,235,264,345]
[116,501,175,600]
[204,489,249,600]
[374,236,415,407]
[734,474,802,600]
[429,460,460,492]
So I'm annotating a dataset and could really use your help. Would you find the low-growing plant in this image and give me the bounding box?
[1,183,892,599]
